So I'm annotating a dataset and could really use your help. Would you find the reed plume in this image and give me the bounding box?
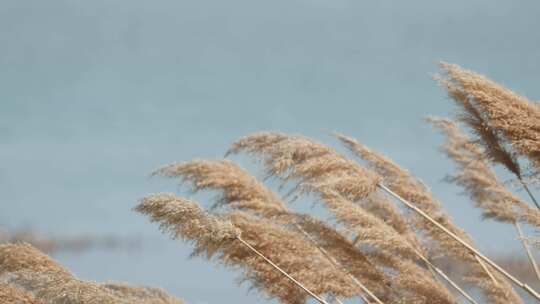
[227,132,381,202]
[227,133,416,259]
[154,159,389,303]
[153,159,288,218]
[336,133,524,304]
[428,117,540,228]
[135,193,360,304]
[0,243,71,277]
[0,243,184,304]
[429,117,540,281]
[437,62,540,176]
[135,193,238,257]
[228,132,458,304]
[0,282,42,304]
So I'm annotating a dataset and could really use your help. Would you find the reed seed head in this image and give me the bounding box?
[438,62,540,176]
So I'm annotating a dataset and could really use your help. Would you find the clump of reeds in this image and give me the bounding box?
[153,159,289,218]
[152,159,391,303]
[227,132,381,201]
[336,133,524,304]
[434,62,540,288]
[0,243,184,304]
[227,132,460,304]
[133,61,540,304]
[136,193,366,304]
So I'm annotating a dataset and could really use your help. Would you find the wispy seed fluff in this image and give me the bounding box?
[429,117,540,228]
[136,194,361,304]
[135,194,238,257]
[227,133,414,258]
[153,159,288,218]
[336,133,523,304]
[228,132,457,304]
[0,243,184,304]
[153,159,392,302]
[0,282,42,304]
[438,62,540,175]
[227,132,381,201]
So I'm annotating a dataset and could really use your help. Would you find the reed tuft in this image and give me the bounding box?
[437,62,540,176]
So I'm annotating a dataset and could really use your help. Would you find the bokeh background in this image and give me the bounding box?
[2,1,540,303]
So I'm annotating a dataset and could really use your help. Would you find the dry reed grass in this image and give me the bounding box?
[136,193,368,304]
[437,62,540,176]
[6,61,540,304]
[227,132,459,304]
[0,282,43,304]
[428,117,540,228]
[0,243,184,304]
[153,159,391,303]
[336,133,524,304]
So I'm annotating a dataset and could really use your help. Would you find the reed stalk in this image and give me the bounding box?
[155,159,385,304]
[520,179,540,210]
[292,222,384,304]
[515,222,540,282]
[378,183,540,301]
[413,249,480,304]
[235,235,330,304]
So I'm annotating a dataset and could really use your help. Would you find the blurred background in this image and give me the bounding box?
[1,1,540,303]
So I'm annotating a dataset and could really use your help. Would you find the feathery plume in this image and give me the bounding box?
[0,243,184,304]
[135,194,359,304]
[0,282,42,304]
[227,132,381,201]
[428,117,540,227]
[0,243,71,277]
[438,62,540,175]
[135,193,238,257]
[429,117,540,282]
[227,133,416,258]
[336,133,525,304]
[153,159,288,218]
[154,159,387,303]
[229,133,458,304]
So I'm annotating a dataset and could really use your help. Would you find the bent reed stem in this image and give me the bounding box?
[292,223,385,304]
[235,235,331,304]
[515,222,540,282]
[413,249,480,304]
[378,183,540,301]
[519,178,540,211]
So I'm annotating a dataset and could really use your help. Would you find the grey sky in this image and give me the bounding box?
[1,1,540,303]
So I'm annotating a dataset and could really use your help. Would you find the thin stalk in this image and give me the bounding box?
[358,293,370,304]
[515,222,540,282]
[332,297,345,304]
[519,178,540,210]
[414,250,480,304]
[515,178,540,283]
[474,255,499,286]
[378,183,540,301]
[292,223,385,304]
[235,235,330,304]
